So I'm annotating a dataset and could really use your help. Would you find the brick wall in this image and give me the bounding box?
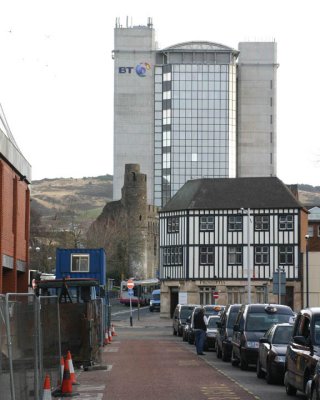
[0,158,30,293]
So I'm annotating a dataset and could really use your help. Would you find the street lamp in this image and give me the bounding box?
[305,234,310,308]
[241,208,251,304]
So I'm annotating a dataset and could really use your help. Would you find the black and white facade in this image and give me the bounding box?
[159,177,307,316]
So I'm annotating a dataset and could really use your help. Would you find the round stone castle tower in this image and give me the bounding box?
[121,164,148,278]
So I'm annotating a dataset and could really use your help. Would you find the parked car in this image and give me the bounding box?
[284,307,320,397]
[215,304,241,361]
[172,304,199,336]
[307,359,320,400]
[188,305,225,345]
[231,303,294,370]
[149,289,161,312]
[256,322,293,384]
[182,316,192,342]
[205,315,221,350]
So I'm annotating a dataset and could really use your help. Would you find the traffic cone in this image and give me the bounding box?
[108,328,112,343]
[111,324,117,336]
[42,374,52,400]
[58,358,79,397]
[59,356,65,386]
[104,328,110,345]
[66,351,79,385]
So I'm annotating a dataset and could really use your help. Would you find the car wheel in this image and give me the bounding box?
[216,343,222,358]
[221,345,229,362]
[256,358,265,379]
[266,364,274,384]
[231,350,239,367]
[312,387,318,400]
[285,380,297,396]
[240,351,249,371]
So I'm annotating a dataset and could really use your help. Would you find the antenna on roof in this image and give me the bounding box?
[147,17,153,28]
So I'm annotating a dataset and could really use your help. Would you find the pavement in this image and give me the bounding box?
[60,312,259,400]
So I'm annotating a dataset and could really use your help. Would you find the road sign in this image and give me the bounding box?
[273,271,286,295]
[213,291,219,299]
[128,289,134,296]
[127,279,134,290]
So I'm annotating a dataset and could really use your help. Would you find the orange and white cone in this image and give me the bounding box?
[111,324,117,336]
[61,357,79,397]
[59,356,65,386]
[66,351,79,385]
[104,329,110,345]
[108,328,112,343]
[42,374,52,400]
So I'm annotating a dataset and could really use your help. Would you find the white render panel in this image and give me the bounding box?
[237,42,277,178]
[113,26,156,202]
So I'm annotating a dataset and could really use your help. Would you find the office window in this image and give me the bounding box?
[163,247,183,265]
[228,246,242,265]
[279,215,294,230]
[199,287,215,305]
[279,245,294,265]
[200,246,214,265]
[228,216,242,231]
[167,216,179,233]
[255,246,269,265]
[256,286,267,303]
[255,216,270,231]
[71,254,89,272]
[200,215,214,231]
[227,286,245,304]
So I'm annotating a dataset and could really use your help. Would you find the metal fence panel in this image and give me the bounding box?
[6,293,39,400]
[38,296,61,395]
[0,294,12,400]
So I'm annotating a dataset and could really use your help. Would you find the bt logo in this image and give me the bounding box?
[118,62,151,77]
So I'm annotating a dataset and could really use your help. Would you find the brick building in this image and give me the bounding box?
[0,119,31,293]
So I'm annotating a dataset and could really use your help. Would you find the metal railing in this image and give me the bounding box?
[0,292,108,399]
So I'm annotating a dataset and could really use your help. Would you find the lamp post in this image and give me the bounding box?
[305,234,310,308]
[241,208,251,304]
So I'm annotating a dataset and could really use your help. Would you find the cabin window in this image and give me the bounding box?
[71,254,90,272]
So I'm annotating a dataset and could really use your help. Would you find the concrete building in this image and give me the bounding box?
[0,109,31,293]
[158,177,308,317]
[113,18,278,207]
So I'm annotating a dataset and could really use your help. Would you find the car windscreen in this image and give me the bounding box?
[180,307,195,319]
[272,326,293,344]
[207,316,220,328]
[152,294,160,300]
[246,312,293,332]
[227,311,239,329]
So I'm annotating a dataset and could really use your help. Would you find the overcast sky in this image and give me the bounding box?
[0,0,319,186]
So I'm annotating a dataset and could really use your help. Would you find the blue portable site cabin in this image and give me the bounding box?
[55,248,110,335]
[55,248,106,286]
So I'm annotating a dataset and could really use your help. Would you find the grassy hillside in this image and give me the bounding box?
[30,175,113,229]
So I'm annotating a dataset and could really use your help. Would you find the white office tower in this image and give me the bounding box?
[113,18,156,203]
[113,19,278,206]
[237,42,278,178]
